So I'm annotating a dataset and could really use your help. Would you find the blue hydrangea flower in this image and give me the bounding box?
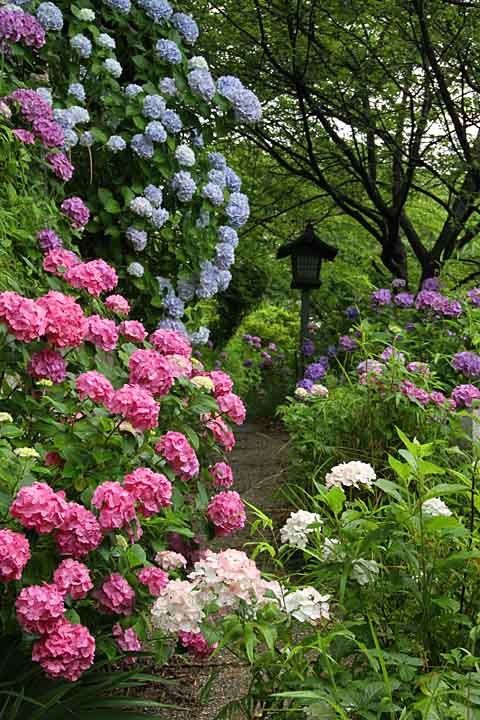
[79,131,94,147]
[161,109,182,134]
[68,83,86,103]
[225,167,242,192]
[159,77,177,96]
[188,55,209,71]
[131,134,155,159]
[172,12,199,45]
[126,227,148,252]
[63,130,78,151]
[215,242,235,269]
[137,0,172,23]
[36,87,53,105]
[127,262,144,278]
[103,0,131,14]
[197,261,220,299]
[188,69,216,102]
[151,208,169,229]
[175,144,195,166]
[157,277,173,295]
[208,152,227,170]
[158,318,187,334]
[196,210,210,228]
[70,34,92,58]
[130,196,153,218]
[145,121,167,143]
[164,293,185,319]
[36,2,63,31]
[218,226,239,249]
[208,169,226,189]
[190,326,210,345]
[104,58,122,78]
[226,192,250,227]
[217,75,244,101]
[142,94,166,119]
[144,185,163,207]
[78,8,95,21]
[54,108,75,130]
[177,278,196,301]
[125,83,143,98]
[233,88,262,123]
[156,39,182,64]
[217,269,232,291]
[70,106,90,125]
[97,32,116,49]
[202,182,224,206]
[106,135,126,152]
[172,171,196,202]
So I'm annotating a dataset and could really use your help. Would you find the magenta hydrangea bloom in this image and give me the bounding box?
[0,528,30,582]
[53,559,93,600]
[451,384,480,409]
[208,370,233,397]
[150,328,192,357]
[65,259,118,297]
[16,583,65,634]
[113,623,142,652]
[60,197,90,228]
[204,415,236,452]
[123,467,172,516]
[10,482,67,534]
[209,462,234,489]
[13,128,35,144]
[400,380,431,406]
[371,288,392,306]
[452,351,480,378]
[107,383,160,431]
[33,117,65,147]
[27,349,67,384]
[155,431,199,480]
[118,320,147,343]
[216,392,246,425]
[0,8,46,49]
[95,573,135,615]
[37,291,88,348]
[91,481,136,531]
[85,315,118,352]
[339,335,358,352]
[179,631,217,658]
[46,152,74,181]
[128,349,174,397]
[32,620,95,681]
[394,292,415,307]
[137,567,169,596]
[105,294,130,315]
[55,502,103,558]
[207,491,246,536]
[43,248,80,276]
[1,296,47,343]
[467,288,480,306]
[76,370,114,405]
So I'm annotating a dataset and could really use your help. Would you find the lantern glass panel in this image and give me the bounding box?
[293,254,321,284]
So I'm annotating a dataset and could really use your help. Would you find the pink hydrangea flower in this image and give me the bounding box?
[16,583,65,634]
[209,462,234,489]
[76,371,114,405]
[155,550,187,571]
[137,567,169,596]
[85,315,118,352]
[155,431,199,480]
[55,502,103,558]
[179,631,217,658]
[53,559,93,600]
[451,384,480,408]
[113,623,142,652]
[43,248,80,276]
[203,415,236,452]
[91,481,136,531]
[167,354,193,379]
[37,291,87,348]
[107,384,160,431]
[430,390,448,406]
[105,294,130,315]
[96,573,135,615]
[46,152,74,182]
[32,620,95,681]
[150,329,192,357]
[27,349,67,384]
[118,320,147,343]
[207,491,246,536]
[209,371,234,397]
[123,467,172,516]
[0,528,30,582]
[13,128,35,144]
[61,197,90,229]
[10,482,67,534]
[400,380,431,406]
[1,296,46,343]
[65,260,118,297]
[33,117,64,147]
[216,392,246,425]
[128,349,174,397]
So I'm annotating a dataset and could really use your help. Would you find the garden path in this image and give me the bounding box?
[155,421,290,719]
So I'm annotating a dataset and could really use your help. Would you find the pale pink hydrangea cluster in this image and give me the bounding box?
[179,631,217,658]
[129,349,174,396]
[105,294,130,315]
[123,467,172,516]
[113,623,142,652]
[0,528,30,582]
[151,579,204,634]
[32,620,95,681]
[86,315,119,351]
[150,329,192,358]
[92,481,136,531]
[155,431,199,480]
[155,550,187,571]
[207,491,246,536]
[119,320,147,343]
[137,567,169,596]
[27,349,67,384]
[64,259,118,297]
[325,461,376,490]
[76,371,114,405]
[167,353,193,379]
[209,462,234,488]
[95,573,135,615]
[53,559,93,600]
[107,383,160,431]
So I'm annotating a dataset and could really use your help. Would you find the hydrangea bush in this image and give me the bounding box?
[1,0,262,340]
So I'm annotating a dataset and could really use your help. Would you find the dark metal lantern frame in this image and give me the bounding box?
[276,221,338,289]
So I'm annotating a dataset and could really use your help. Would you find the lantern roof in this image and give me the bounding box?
[276,221,338,261]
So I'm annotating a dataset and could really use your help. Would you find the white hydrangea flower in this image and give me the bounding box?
[325,461,376,489]
[280,510,322,549]
[422,497,452,517]
[188,55,209,71]
[127,262,144,278]
[283,587,330,624]
[151,580,204,634]
[311,384,328,397]
[351,559,380,586]
[322,537,346,562]
[97,32,116,49]
[175,143,196,167]
[78,8,95,21]
[294,387,309,400]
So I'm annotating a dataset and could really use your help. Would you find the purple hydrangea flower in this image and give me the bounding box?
[143,94,166,119]
[208,152,227,169]
[394,292,414,307]
[151,208,169,229]
[327,345,337,357]
[106,135,126,152]
[126,227,148,252]
[302,339,315,357]
[208,169,226,189]
[339,335,358,352]
[305,358,329,381]
[215,242,235,269]
[226,192,250,227]
[137,0,172,23]
[202,182,224,206]
[125,84,143,98]
[218,226,239,248]
[452,351,480,378]
[103,0,131,14]
[451,384,480,408]
[145,121,167,143]
[372,288,392,306]
[297,378,314,391]
[144,185,163,207]
[68,83,86,103]
[422,277,441,291]
[159,77,177,96]
[225,167,242,192]
[217,75,244,101]
[232,88,262,123]
[161,109,182,134]
[439,298,462,318]
[70,33,92,58]
[467,288,480,306]
[37,229,62,253]
[344,305,359,320]
[164,293,185,318]
[188,69,215,101]
[401,380,431,406]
